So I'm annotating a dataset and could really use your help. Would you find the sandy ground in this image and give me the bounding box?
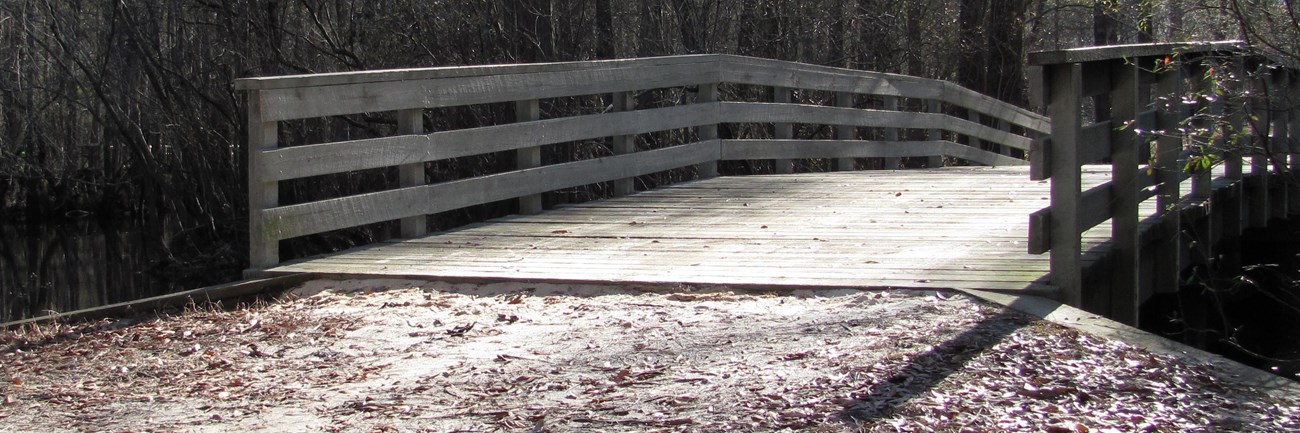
[1,279,1297,432]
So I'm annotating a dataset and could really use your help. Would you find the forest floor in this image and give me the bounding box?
[1,279,1297,432]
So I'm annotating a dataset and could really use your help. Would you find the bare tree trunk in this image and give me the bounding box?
[595,0,616,58]
[987,0,1028,105]
[958,0,988,93]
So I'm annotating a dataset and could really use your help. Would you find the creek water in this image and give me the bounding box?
[0,220,240,323]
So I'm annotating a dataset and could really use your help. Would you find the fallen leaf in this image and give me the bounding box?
[446,323,476,336]
[551,230,569,234]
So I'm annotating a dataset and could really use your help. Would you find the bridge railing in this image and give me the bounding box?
[236,55,1048,272]
[1028,41,1300,323]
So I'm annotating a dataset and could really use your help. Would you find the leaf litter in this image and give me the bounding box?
[1,279,1295,432]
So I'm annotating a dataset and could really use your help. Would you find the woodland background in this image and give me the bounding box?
[0,0,1295,271]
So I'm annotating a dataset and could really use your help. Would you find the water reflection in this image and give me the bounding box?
[0,220,233,323]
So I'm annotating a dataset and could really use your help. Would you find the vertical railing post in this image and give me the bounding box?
[773,86,795,174]
[1289,70,1300,215]
[968,110,984,154]
[1271,68,1291,219]
[516,99,543,214]
[1249,69,1271,228]
[1046,62,1084,307]
[612,91,636,196]
[927,99,943,168]
[1153,60,1185,296]
[398,108,427,237]
[697,83,719,178]
[834,91,856,171]
[247,90,279,272]
[1109,59,1142,325]
[883,96,900,169]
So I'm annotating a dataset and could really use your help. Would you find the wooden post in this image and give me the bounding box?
[1109,60,1142,325]
[697,83,719,178]
[1271,68,1290,219]
[997,119,1012,157]
[883,96,900,169]
[612,91,636,196]
[834,91,856,171]
[927,99,943,168]
[1153,62,1184,296]
[774,86,795,174]
[1249,71,1271,228]
[247,90,279,272]
[398,108,427,237]
[1289,70,1300,216]
[516,99,543,214]
[968,110,984,155]
[1046,62,1084,307]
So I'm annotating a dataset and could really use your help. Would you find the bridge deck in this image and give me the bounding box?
[268,166,1123,296]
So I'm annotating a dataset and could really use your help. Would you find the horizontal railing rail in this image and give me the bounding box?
[237,54,1049,272]
[1027,41,1300,323]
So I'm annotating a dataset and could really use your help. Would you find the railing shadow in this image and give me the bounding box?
[837,294,1038,425]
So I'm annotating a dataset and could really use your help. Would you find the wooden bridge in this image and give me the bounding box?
[237,42,1300,326]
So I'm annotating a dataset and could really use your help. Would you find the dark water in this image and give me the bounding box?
[0,220,240,323]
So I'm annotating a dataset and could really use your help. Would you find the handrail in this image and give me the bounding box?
[1027,40,1300,323]
[238,55,1048,273]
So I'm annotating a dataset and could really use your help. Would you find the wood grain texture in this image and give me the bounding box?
[269,166,1072,295]
[263,141,721,241]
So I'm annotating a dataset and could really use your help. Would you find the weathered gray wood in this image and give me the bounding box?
[968,110,984,155]
[1028,40,1244,66]
[266,166,1072,295]
[612,91,636,196]
[697,83,720,179]
[927,100,944,168]
[247,90,279,271]
[234,54,720,90]
[773,86,795,173]
[1079,121,1113,165]
[883,96,901,169]
[1046,62,1084,307]
[718,103,1033,151]
[516,99,543,214]
[719,139,1025,166]
[1153,63,1185,296]
[1109,62,1142,325]
[263,141,720,241]
[717,56,1049,134]
[261,103,722,182]
[398,108,427,238]
[834,92,857,171]
[257,63,722,121]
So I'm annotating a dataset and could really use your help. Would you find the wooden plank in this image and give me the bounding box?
[1153,64,1184,295]
[697,83,720,179]
[1080,121,1112,165]
[1028,40,1244,66]
[612,91,636,196]
[262,141,721,241]
[717,56,1049,134]
[927,100,944,168]
[258,62,721,121]
[883,96,901,169]
[1046,62,1084,307]
[261,103,721,182]
[235,54,720,90]
[516,99,543,214]
[834,92,856,171]
[719,140,1026,166]
[1109,61,1142,325]
[719,103,1034,151]
[398,108,427,237]
[247,90,280,270]
[772,86,795,174]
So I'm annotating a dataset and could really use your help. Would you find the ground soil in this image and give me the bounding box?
[1,279,1296,432]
